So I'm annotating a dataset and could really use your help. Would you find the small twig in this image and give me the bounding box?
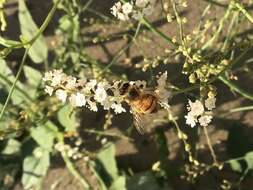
[84,129,133,142]
[141,18,178,47]
[218,75,253,101]
[201,1,233,50]
[0,48,30,121]
[61,151,91,190]
[233,1,253,23]
[203,125,218,165]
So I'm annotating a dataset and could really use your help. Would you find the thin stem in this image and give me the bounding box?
[229,105,253,113]
[203,125,218,165]
[141,18,178,47]
[233,1,253,23]
[173,46,251,95]
[61,151,91,189]
[0,73,33,102]
[218,75,253,101]
[201,2,233,50]
[170,113,197,164]
[100,21,142,74]
[56,135,91,190]
[84,129,133,142]
[170,0,184,44]
[0,48,30,121]
[13,0,62,49]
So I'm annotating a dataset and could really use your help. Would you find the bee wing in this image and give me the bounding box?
[132,112,146,134]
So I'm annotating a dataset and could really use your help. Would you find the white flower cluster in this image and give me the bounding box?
[43,70,171,114]
[111,0,156,21]
[185,97,216,128]
[43,69,126,114]
[54,142,83,160]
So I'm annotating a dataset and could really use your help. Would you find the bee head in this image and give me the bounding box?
[127,88,139,100]
[119,82,130,95]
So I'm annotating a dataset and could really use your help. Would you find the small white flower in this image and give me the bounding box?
[198,114,212,127]
[111,2,122,17]
[122,2,133,14]
[135,0,148,8]
[117,12,129,21]
[157,71,167,88]
[185,114,196,128]
[188,100,204,116]
[101,138,108,144]
[87,99,98,112]
[54,142,65,152]
[155,71,171,102]
[69,92,86,107]
[56,89,67,103]
[111,103,126,114]
[101,98,113,110]
[205,97,216,110]
[76,78,87,87]
[51,70,66,87]
[65,76,77,90]
[34,149,43,158]
[45,85,54,96]
[94,86,107,103]
[86,79,97,90]
[43,71,53,81]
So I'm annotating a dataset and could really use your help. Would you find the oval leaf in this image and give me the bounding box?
[18,0,48,63]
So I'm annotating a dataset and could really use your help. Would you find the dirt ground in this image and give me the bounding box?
[3,0,253,189]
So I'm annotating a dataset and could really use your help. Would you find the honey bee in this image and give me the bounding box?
[118,82,160,134]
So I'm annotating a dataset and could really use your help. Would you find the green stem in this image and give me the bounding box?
[0,48,30,120]
[13,0,62,49]
[57,136,91,190]
[62,151,91,189]
[173,46,251,95]
[0,73,33,102]
[84,129,133,142]
[218,75,253,101]
[229,105,253,113]
[141,18,178,47]
[201,2,233,50]
[100,21,142,75]
[233,1,253,23]
[203,125,218,165]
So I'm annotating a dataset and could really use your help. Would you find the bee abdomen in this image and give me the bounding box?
[141,94,157,113]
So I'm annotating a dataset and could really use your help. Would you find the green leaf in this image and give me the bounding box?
[31,121,58,151]
[0,58,30,104]
[96,143,118,181]
[228,160,242,173]
[1,139,21,155]
[18,0,48,63]
[23,66,42,87]
[126,172,173,190]
[245,151,253,169]
[22,147,50,190]
[110,176,126,190]
[57,105,77,132]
